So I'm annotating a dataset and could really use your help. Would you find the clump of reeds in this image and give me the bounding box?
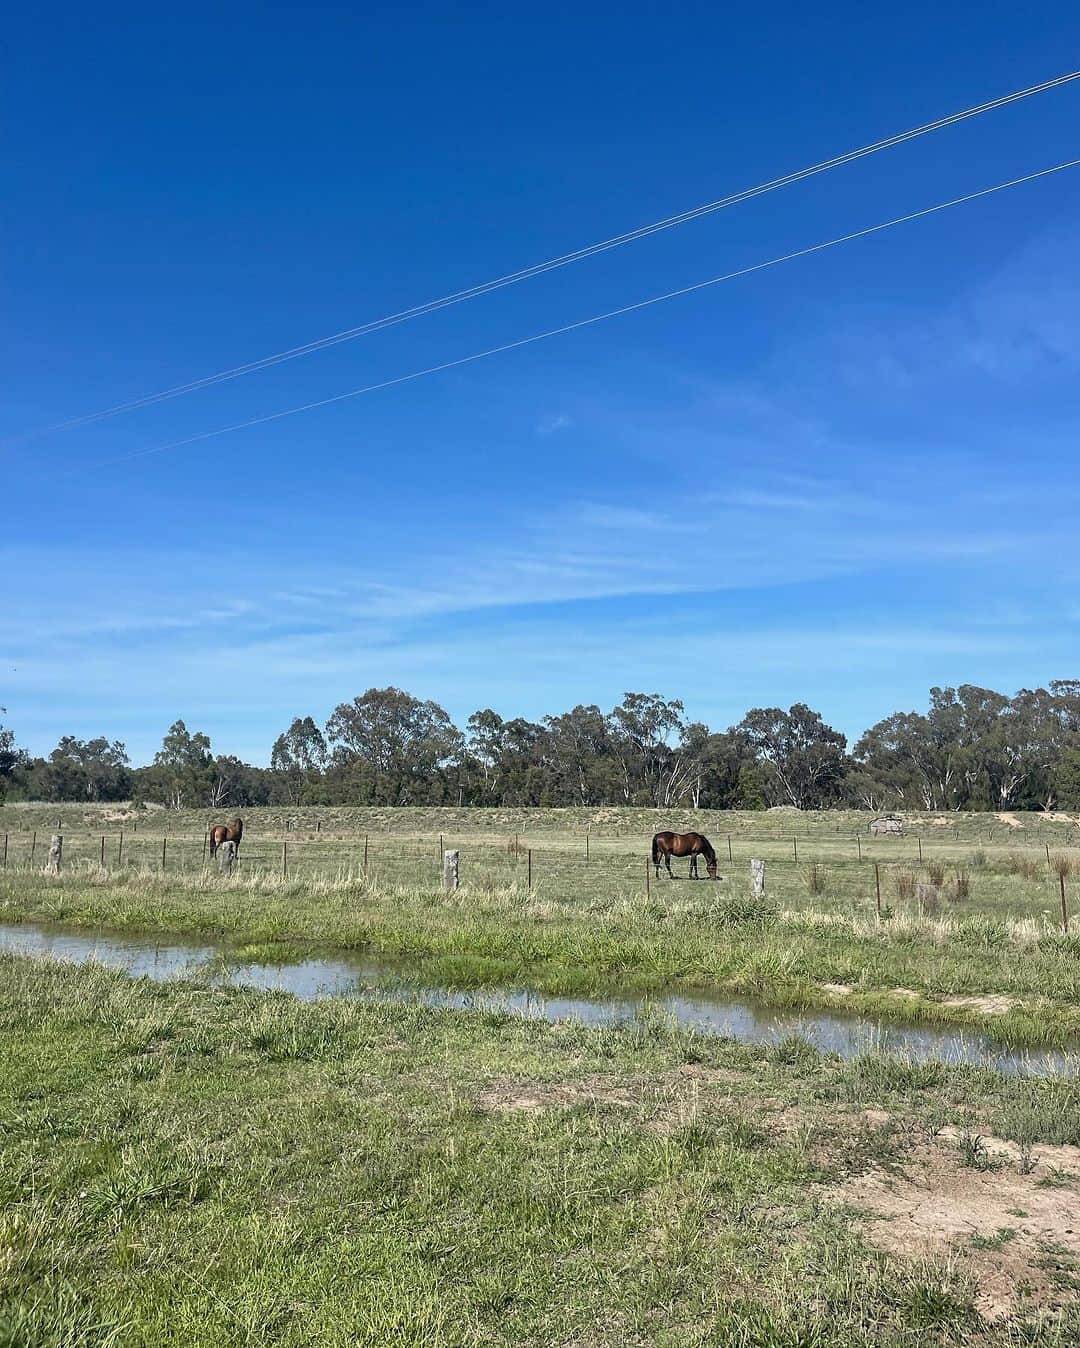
[804,862,826,895]
[952,868,971,902]
[894,871,916,903]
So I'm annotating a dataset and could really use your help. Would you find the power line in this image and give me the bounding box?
[85,155,1080,470]
[17,68,1080,446]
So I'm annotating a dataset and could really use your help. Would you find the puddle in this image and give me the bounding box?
[2,921,1077,1077]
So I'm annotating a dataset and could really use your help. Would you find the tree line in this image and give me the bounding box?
[2,680,1079,812]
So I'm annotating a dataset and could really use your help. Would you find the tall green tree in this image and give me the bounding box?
[326,688,463,805]
[271,717,327,805]
[738,704,847,809]
[152,720,214,809]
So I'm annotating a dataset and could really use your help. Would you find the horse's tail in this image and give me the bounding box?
[651,834,661,865]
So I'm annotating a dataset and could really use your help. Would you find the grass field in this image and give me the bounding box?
[2,804,1079,925]
[6,808,1080,1341]
[3,806,1080,1048]
[3,957,1080,1346]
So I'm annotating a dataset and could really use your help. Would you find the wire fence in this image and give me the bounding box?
[2,823,1076,929]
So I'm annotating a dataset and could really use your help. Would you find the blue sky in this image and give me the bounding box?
[4,2,1080,764]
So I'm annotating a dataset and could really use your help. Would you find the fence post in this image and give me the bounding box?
[203,829,209,863]
[527,848,532,890]
[162,837,167,872]
[750,858,766,896]
[30,832,37,867]
[1046,843,1052,870]
[442,850,460,892]
[585,831,590,861]
[117,831,124,867]
[217,840,236,875]
[646,854,650,897]
[2,833,6,868]
[875,863,882,919]
[281,840,288,879]
[363,835,369,875]
[100,835,106,867]
[439,834,444,861]
[792,836,798,863]
[856,834,862,861]
[727,835,733,863]
[46,835,63,876]
[1061,873,1070,935]
[917,836,923,863]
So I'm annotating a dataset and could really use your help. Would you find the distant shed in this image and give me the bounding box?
[869,817,905,837]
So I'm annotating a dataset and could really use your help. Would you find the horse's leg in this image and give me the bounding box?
[664,853,673,878]
[690,854,698,879]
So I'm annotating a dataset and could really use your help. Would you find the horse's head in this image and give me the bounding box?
[706,857,717,880]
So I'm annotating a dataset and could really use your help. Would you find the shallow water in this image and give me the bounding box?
[2,920,1077,1078]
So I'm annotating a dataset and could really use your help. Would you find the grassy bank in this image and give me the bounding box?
[3,955,1079,1345]
[4,867,1080,1047]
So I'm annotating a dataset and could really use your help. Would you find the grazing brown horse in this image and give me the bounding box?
[209,817,243,860]
[652,831,717,880]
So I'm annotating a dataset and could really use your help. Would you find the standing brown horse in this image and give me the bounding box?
[652,831,717,880]
[209,817,243,860]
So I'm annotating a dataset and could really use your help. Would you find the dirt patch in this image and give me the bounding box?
[889,988,922,1001]
[827,1134,1080,1321]
[941,994,1020,1016]
[995,812,1022,829]
[821,982,853,997]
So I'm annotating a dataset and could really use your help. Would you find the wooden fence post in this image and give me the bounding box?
[1046,843,1052,870]
[100,835,106,867]
[442,850,459,892]
[646,854,651,897]
[875,863,882,920]
[161,837,167,872]
[856,834,862,860]
[792,836,798,863]
[917,836,923,863]
[30,832,37,867]
[281,840,288,879]
[750,859,766,896]
[363,835,369,875]
[1061,873,1070,935]
[2,834,6,868]
[585,831,590,861]
[727,835,733,863]
[527,848,532,890]
[117,831,124,866]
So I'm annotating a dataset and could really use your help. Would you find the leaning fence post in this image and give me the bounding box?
[875,863,882,919]
[46,834,63,876]
[1061,873,1070,935]
[117,831,124,867]
[750,858,766,896]
[442,849,460,892]
[30,832,37,867]
[727,834,733,863]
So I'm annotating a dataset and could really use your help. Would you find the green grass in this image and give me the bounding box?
[3,861,1080,1048]
[3,803,1078,926]
[3,955,1080,1345]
